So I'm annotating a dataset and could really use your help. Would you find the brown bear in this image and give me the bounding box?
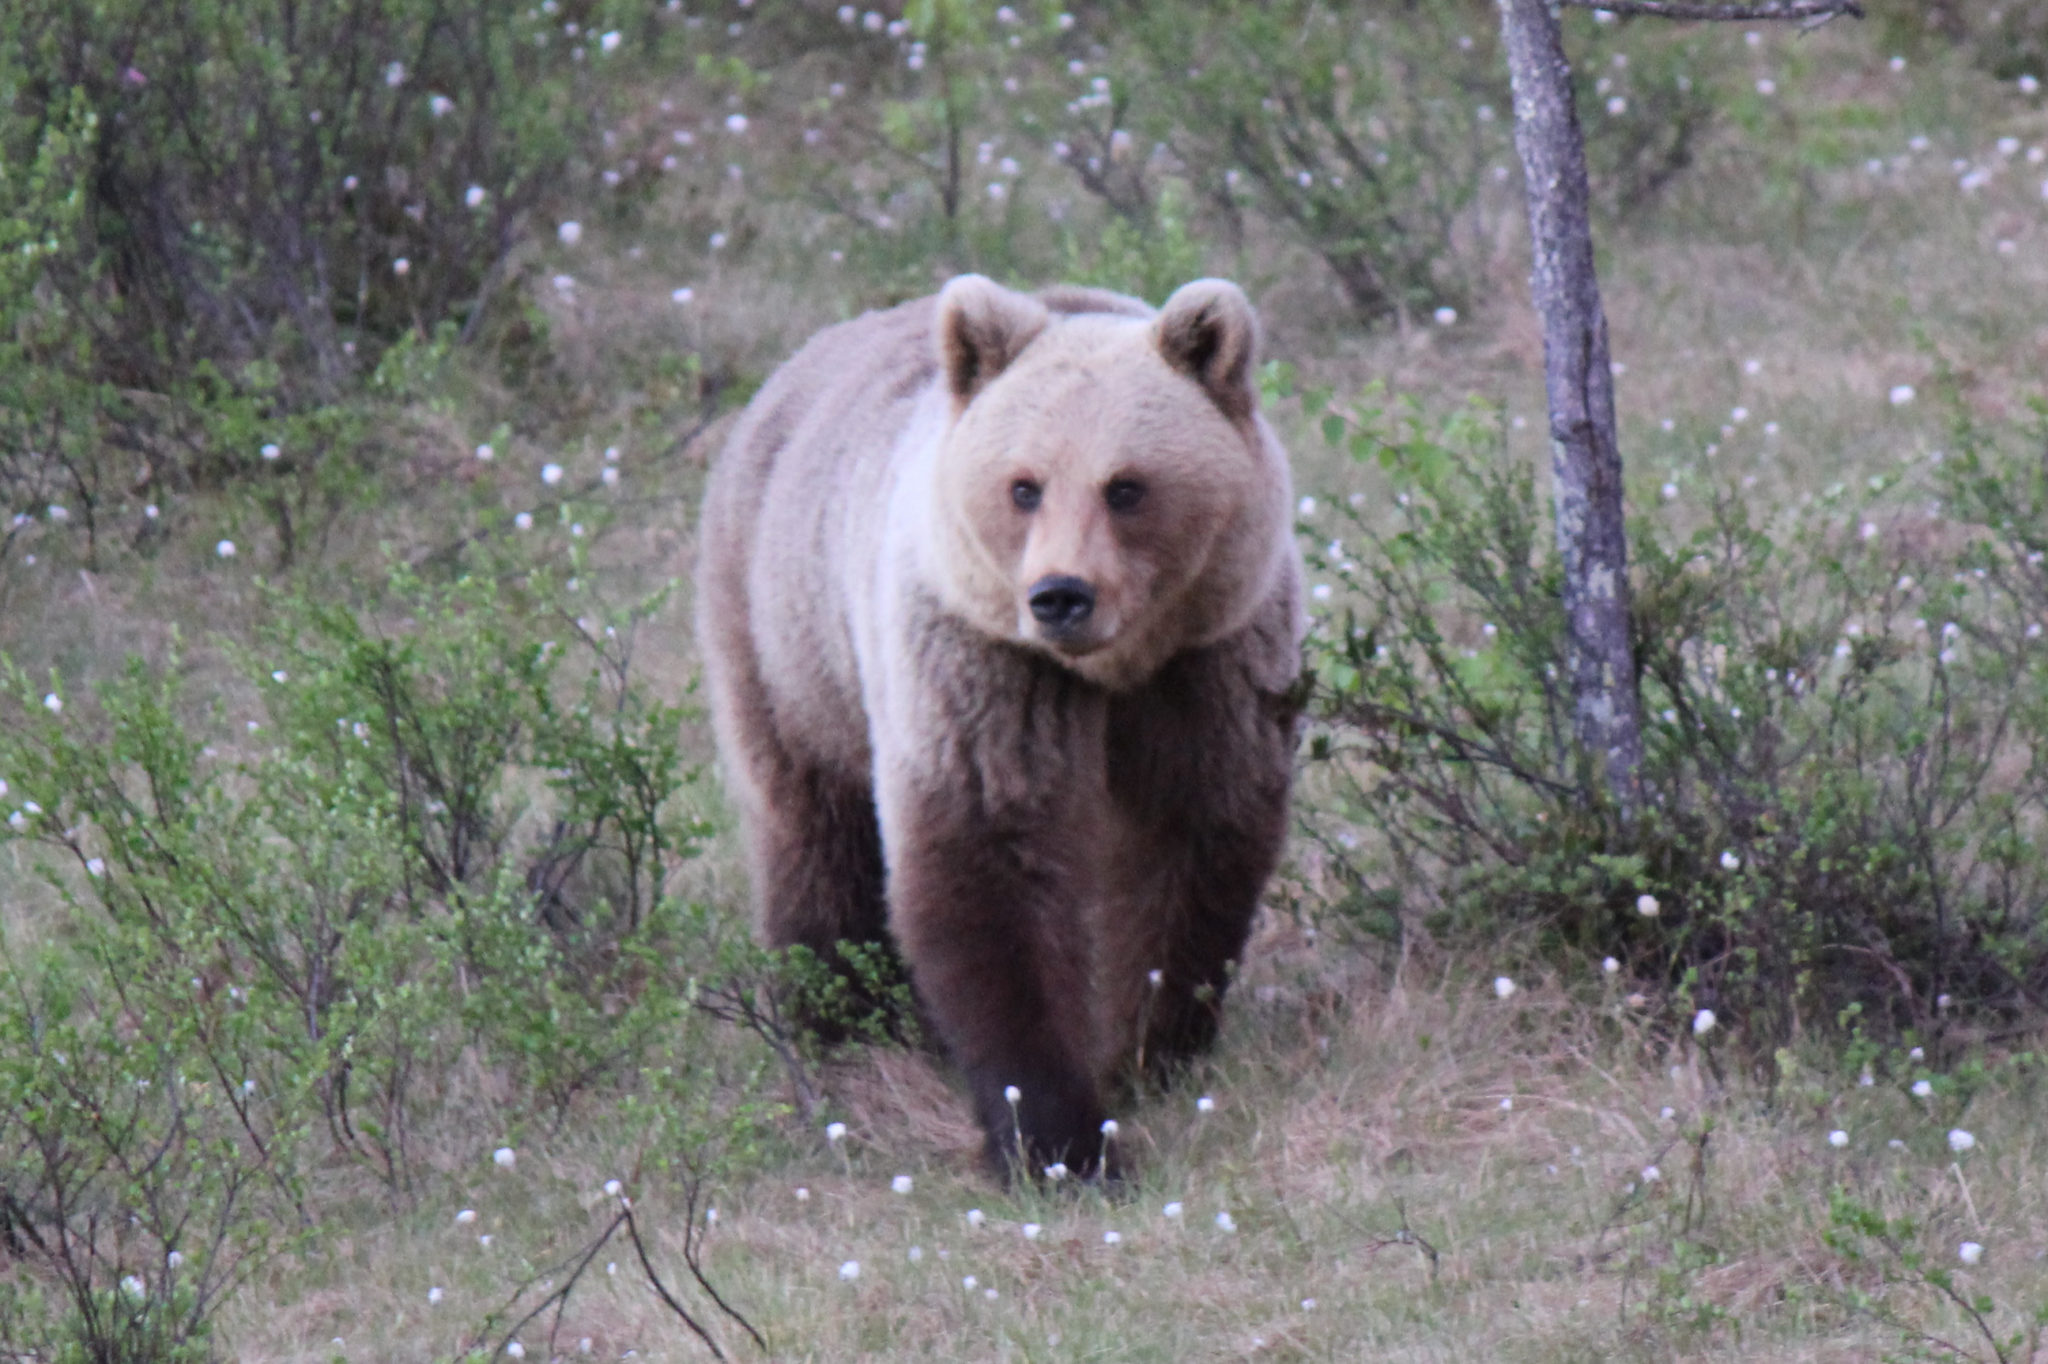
[695,275,1303,1178]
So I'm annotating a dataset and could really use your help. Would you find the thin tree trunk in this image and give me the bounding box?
[1496,0,1644,813]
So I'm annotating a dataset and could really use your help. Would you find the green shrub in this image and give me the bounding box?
[0,559,768,1355]
[0,0,693,566]
[1093,0,1505,324]
[1293,381,2048,1048]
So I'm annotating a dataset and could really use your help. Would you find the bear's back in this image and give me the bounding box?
[697,296,944,781]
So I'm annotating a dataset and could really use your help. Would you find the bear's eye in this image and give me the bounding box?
[1104,478,1147,514]
[1011,479,1042,512]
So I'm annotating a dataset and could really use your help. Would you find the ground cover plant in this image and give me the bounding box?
[5,0,2048,1359]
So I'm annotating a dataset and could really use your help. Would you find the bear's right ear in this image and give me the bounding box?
[936,275,1050,409]
[1155,279,1259,422]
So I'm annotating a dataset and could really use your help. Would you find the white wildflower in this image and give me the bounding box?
[839,1259,860,1281]
[493,1147,515,1169]
[1948,1129,1976,1153]
[1960,1241,1984,1265]
[1829,1130,1849,1148]
[891,1174,913,1194]
[1494,976,1517,1000]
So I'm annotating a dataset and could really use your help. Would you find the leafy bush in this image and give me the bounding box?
[1092,0,1505,324]
[0,560,768,1356]
[1293,381,2048,1047]
[0,0,690,564]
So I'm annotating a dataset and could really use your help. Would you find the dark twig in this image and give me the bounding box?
[481,1192,763,1361]
[1557,0,1862,18]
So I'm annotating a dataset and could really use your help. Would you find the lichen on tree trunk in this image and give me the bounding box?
[1496,0,1645,813]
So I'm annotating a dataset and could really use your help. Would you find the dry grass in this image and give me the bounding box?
[210,943,2048,1361]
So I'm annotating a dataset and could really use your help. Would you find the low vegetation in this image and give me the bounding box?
[5,1,2048,1359]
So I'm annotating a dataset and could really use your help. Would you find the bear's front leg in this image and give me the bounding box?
[1101,604,1303,1079]
[884,780,1114,1178]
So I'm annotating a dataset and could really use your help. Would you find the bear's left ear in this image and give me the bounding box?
[1155,279,1259,422]
[936,274,1050,409]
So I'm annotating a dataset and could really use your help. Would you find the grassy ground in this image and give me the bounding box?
[7,9,2048,1362]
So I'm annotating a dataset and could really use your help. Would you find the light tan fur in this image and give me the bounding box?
[696,275,1304,1175]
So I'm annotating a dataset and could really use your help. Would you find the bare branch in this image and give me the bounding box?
[1556,0,1862,20]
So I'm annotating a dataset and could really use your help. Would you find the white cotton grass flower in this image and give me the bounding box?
[839,1259,860,1281]
[1103,1230,1122,1245]
[514,512,533,530]
[1433,306,1458,326]
[1215,1211,1237,1232]
[1494,976,1517,1000]
[1162,1201,1184,1219]
[794,1186,810,1202]
[428,94,454,118]
[891,1174,913,1194]
[260,442,280,461]
[1829,1130,1849,1148]
[826,1121,847,1142]
[906,1245,922,1262]
[603,1179,622,1197]
[1045,1162,1068,1182]
[493,1146,516,1169]
[1960,1241,1984,1265]
[1196,1094,1215,1113]
[541,463,564,486]
[966,1208,985,1227]
[428,1285,444,1304]
[215,540,237,559]
[726,113,750,134]
[962,1274,978,1290]
[43,693,62,714]
[1637,893,1660,917]
[1100,1118,1119,1137]
[600,30,621,52]
[1948,1128,1976,1153]
[466,185,486,208]
[86,858,105,877]
[1890,384,1916,406]
[1719,850,1741,871]
[122,1275,145,1298]
[1003,1085,1021,1104]
[1693,1009,1717,1037]
[672,286,695,304]
[1912,1079,1934,1098]
[1021,1222,1042,1240]
[1641,1165,1662,1183]
[506,1343,525,1358]
[456,1208,477,1224]
[1298,496,1317,517]
[393,258,410,276]
[1602,956,1620,974]
[558,221,583,246]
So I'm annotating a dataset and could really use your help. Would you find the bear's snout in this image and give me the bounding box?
[1028,574,1096,636]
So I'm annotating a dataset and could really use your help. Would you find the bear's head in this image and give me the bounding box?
[929,274,1295,692]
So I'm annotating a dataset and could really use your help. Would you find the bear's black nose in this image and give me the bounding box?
[1028,575,1095,631]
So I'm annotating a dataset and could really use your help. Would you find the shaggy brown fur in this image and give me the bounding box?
[695,275,1302,1177]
